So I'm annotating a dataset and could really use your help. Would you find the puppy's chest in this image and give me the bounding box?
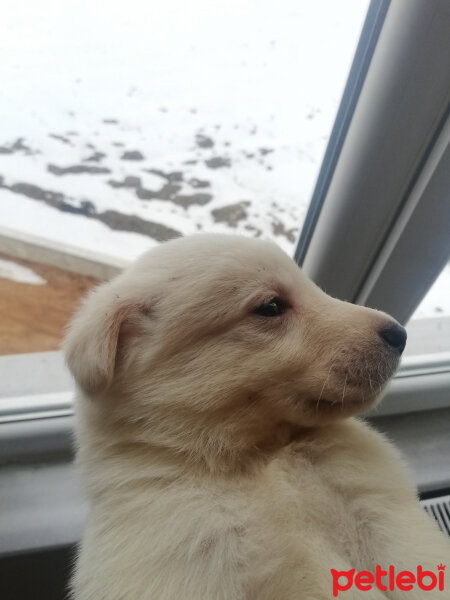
[254,448,383,563]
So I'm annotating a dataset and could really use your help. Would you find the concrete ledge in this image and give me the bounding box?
[0,352,72,398]
[0,225,128,280]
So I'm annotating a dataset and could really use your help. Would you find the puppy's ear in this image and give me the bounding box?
[64,284,136,396]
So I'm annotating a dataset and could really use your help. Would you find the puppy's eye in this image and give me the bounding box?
[254,298,286,317]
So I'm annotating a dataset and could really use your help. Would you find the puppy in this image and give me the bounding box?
[65,234,450,600]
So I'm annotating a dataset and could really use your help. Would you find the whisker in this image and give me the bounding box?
[365,359,374,393]
[315,347,342,411]
[341,374,348,410]
[316,361,334,411]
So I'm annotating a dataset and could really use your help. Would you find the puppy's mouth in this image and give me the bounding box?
[314,381,376,412]
[309,352,400,415]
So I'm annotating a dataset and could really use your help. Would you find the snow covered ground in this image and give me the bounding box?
[0,0,448,318]
[0,258,45,285]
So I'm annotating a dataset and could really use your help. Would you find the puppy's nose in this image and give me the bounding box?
[378,322,407,355]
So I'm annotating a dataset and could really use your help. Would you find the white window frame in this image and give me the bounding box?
[296,0,450,326]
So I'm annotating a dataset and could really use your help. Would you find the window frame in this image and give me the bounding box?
[2,0,450,563]
[295,0,450,326]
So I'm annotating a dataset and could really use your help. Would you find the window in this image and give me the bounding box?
[406,265,450,357]
[1,0,450,574]
[295,0,450,413]
[0,1,369,254]
[0,0,448,412]
[413,266,450,319]
[0,0,369,358]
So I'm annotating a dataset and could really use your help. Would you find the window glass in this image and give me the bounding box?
[404,264,450,357]
[410,265,450,319]
[0,0,369,357]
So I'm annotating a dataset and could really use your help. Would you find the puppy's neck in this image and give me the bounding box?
[78,392,316,481]
[152,418,314,478]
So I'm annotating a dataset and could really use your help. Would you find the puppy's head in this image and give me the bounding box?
[65,234,405,463]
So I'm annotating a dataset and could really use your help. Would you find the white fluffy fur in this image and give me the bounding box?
[65,234,450,599]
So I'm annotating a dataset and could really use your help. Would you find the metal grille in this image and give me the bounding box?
[421,494,450,537]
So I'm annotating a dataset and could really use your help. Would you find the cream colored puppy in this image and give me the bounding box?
[65,234,449,600]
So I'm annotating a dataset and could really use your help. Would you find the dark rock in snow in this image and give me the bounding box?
[98,210,180,241]
[211,201,250,227]
[49,134,72,145]
[0,138,35,155]
[188,178,211,189]
[48,164,111,176]
[7,182,66,206]
[0,176,180,243]
[136,183,182,200]
[108,176,142,189]
[271,218,298,243]
[172,193,212,208]
[121,150,145,161]
[195,134,214,149]
[205,156,231,169]
[145,169,184,183]
[84,152,106,163]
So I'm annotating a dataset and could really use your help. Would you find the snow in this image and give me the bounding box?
[0,258,46,285]
[0,0,447,318]
[0,0,368,253]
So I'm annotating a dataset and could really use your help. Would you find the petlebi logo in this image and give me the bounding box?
[330,564,446,597]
